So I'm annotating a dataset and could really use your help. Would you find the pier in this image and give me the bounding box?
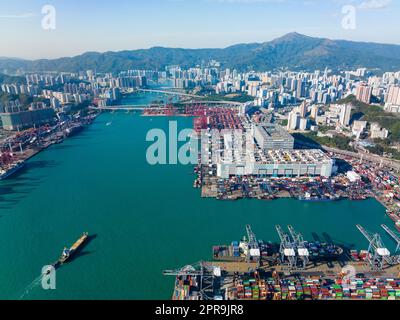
[165,224,400,300]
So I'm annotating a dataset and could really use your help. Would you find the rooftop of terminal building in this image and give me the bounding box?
[254,123,293,141]
[219,147,333,165]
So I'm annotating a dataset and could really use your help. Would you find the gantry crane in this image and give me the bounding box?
[245,224,260,266]
[381,224,400,254]
[163,262,216,300]
[288,225,309,270]
[356,225,393,271]
[276,225,297,271]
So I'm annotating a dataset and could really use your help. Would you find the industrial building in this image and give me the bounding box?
[253,124,294,150]
[216,148,334,179]
[0,104,55,131]
[209,123,334,179]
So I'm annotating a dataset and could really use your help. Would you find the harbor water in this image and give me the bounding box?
[0,92,396,300]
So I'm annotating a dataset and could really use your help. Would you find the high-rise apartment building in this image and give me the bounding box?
[339,104,352,126]
[356,85,372,104]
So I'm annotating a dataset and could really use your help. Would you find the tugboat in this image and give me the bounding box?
[44,265,54,275]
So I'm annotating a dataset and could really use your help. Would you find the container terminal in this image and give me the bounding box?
[98,102,400,235]
[164,224,400,300]
[0,112,97,180]
[184,106,400,233]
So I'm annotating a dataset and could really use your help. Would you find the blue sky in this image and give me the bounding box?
[0,0,398,59]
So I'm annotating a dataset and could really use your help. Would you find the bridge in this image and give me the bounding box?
[120,88,245,105]
[296,140,400,172]
[137,88,201,99]
[91,99,244,112]
[90,104,165,111]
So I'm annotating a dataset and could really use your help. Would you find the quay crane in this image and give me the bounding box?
[245,224,260,266]
[356,225,393,271]
[381,224,400,256]
[276,225,297,272]
[288,225,309,270]
[163,262,217,300]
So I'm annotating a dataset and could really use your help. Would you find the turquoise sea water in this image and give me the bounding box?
[0,92,396,300]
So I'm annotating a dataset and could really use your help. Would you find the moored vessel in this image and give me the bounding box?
[0,161,25,180]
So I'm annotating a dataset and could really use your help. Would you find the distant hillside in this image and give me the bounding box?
[1,33,400,73]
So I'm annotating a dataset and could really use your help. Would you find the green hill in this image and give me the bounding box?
[1,33,400,73]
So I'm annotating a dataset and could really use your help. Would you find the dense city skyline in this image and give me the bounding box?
[0,0,399,59]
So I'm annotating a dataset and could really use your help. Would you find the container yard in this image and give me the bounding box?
[164,224,400,300]
[224,271,400,300]
[181,106,400,238]
[172,274,202,301]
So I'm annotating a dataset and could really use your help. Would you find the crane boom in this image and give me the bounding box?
[356,224,392,270]
[357,225,379,250]
[246,224,258,248]
[381,224,400,252]
[276,225,291,245]
[287,225,309,269]
[288,225,304,245]
[275,225,297,270]
[245,225,260,266]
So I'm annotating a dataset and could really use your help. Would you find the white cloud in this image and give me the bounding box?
[358,0,392,10]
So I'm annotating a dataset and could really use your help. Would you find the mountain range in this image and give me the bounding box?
[1,33,400,74]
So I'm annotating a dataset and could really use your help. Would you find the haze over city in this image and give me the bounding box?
[0,0,399,59]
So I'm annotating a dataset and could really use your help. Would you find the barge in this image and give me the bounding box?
[57,232,89,265]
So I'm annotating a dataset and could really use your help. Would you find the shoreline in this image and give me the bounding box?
[0,113,99,180]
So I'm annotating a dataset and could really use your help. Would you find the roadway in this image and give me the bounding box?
[137,88,201,99]
[121,88,245,106]
[296,140,400,172]
[91,99,244,111]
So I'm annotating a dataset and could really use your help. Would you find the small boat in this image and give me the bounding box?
[106,122,112,126]
[44,266,54,275]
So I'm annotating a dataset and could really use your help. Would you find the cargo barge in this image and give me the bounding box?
[55,232,89,266]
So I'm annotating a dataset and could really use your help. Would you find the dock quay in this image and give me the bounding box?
[194,145,400,233]
[164,224,400,300]
[0,113,98,179]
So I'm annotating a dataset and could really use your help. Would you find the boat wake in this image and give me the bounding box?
[18,274,44,300]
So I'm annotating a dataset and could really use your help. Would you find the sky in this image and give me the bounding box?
[0,0,398,60]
